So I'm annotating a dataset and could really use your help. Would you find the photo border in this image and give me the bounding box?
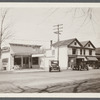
[0,2,100,99]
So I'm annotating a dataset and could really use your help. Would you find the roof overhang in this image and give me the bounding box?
[77,56,87,61]
[11,45,34,56]
[32,54,44,57]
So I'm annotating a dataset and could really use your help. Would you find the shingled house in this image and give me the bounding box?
[47,38,97,70]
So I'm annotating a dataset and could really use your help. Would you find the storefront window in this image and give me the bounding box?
[32,57,38,65]
[14,58,21,65]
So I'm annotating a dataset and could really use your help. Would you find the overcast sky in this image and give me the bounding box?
[1,7,100,48]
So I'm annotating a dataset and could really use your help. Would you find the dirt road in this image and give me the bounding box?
[0,69,100,93]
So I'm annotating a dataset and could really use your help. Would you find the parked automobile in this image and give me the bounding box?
[72,61,89,71]
[49,60,60,72]
[94,61,100,69]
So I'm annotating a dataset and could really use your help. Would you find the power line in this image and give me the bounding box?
[37,8,59,26]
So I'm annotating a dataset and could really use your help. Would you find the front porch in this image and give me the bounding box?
[13,55,40,70]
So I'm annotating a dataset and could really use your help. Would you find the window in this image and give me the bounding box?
[2,58,8,65]
[88,44,90,47]
[89,49,92,55]
[32,57,38,65]
[14,58,21,65]
[80,49,82,55]
[52,50,55,55]
[84,49,85,55]
[72,49,76,54]
[23,57,29,64]
[74,42,77,45]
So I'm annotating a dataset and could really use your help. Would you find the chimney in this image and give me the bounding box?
[50,40,53,49]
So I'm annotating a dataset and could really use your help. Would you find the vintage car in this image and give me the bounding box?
[93,61,100,69]
[72,61,89,71]
[49,60,60,72]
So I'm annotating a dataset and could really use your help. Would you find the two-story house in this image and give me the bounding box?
[80,41,98,68]
[50,38,97,70]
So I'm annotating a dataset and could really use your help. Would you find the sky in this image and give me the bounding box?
[1,7,100,48]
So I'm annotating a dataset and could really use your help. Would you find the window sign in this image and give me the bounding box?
[71,59,74,62]
[2,58,8,68]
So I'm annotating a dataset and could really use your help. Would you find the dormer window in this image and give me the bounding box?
[74,42,77,45]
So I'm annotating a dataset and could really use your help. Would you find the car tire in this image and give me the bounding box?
[87,67,89,71]
[49,68,51,72]
[59,68,60,72]
[79,66,82,71]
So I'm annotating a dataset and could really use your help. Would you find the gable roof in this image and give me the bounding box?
[52,38,82,47]
[81,41,89,46]
[80,41,95,49]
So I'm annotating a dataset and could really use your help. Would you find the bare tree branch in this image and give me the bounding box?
[0,8,13,58]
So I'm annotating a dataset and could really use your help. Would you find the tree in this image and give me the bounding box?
[0,8,13,58]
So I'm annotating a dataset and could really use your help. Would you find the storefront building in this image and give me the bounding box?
[1,43,45,71]
[51,38,98,70]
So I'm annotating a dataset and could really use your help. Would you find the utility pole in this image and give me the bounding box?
[53,24,63,66]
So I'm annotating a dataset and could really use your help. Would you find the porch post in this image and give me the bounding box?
[21,56,23,68]
[29,56,31,68]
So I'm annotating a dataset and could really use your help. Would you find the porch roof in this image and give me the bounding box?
[11,45,34,56]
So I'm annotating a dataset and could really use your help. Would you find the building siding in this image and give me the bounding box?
[59,46,68,69]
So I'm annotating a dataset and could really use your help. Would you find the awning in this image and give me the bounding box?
[32,54,44,57]
[77,56,87,61]
[11,45,34,56]
[77,56,85,59]
[86,57,98,61]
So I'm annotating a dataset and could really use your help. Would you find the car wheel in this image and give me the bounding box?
[79,66,82,71]
[59,68,60,72]
[49,68,51,72]
[87,67,89,71]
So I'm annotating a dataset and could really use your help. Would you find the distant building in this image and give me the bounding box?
[47,38,98,70]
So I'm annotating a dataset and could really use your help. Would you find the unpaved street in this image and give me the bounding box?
[0,69,100,93]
